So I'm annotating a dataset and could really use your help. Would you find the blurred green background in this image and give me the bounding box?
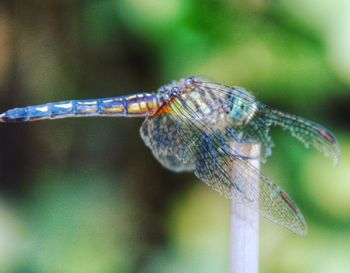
[0,0,349,272]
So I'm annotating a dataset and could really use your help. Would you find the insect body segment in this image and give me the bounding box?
[0,93,160,122]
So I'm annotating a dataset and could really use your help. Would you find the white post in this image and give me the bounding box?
[230,143,260,273]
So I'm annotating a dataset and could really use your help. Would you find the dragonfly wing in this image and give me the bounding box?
[197,80,340,164]
[260,106,340,164]
[195,138,307,235]
[168,96,307,236]
[140,113,195,172]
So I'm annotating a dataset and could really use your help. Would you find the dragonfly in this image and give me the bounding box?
[0,76,340,236]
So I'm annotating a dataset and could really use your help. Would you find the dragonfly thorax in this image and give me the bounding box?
[157,78,257,128]
[157,77,197,102]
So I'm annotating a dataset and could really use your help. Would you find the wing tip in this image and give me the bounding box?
[317,127,341,165]
[293,216,308,236]
[333,141,341,166]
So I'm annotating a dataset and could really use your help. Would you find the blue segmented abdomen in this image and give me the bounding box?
[0,93,161,123]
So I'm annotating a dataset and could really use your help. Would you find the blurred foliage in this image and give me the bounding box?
[0,0,349,272]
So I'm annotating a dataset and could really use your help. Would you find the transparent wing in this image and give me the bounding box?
[260,106,340,164]
[167,94,307,236]
[140,78,337,235]
[196,79,340,164]
[140,111,195,172]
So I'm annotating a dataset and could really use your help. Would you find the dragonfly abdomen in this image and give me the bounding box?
[0,93,160,123]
